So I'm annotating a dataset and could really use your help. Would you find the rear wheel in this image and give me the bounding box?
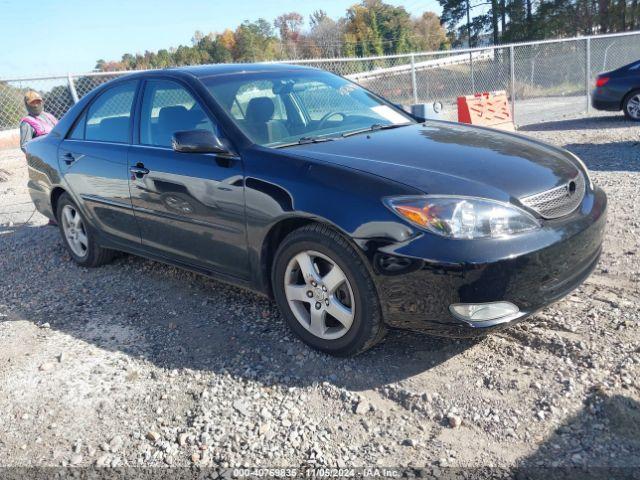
[56,193,115,267]
[272,224,385,357]
[623,90,640,121]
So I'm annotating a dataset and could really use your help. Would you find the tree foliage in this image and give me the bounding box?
[93,0,638,71]
[438,0,640,46]
[95,1,448,70]
[412,12,451,50]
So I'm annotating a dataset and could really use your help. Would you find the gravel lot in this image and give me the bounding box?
[0,114,638,474]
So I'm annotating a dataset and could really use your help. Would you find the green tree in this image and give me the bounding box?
[233,19,279,61]
[344,1,417,55]
[0,82,25,128]
[345,2,381,56]
[155,49,172,68]
[207,37,234,63]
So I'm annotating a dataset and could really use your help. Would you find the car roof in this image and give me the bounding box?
[124,62,318,80]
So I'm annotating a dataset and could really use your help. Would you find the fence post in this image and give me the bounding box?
[410,53,418,105]
[509,45,516,124]
[470,52,476,94]
[585,37,591,115]
[67,73,79,104]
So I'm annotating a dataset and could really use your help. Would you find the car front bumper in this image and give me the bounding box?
[368,186,607,337]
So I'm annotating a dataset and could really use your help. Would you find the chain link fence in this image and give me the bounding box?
[1,31,640,134]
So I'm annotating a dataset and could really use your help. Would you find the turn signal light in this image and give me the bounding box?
[595,77,610,87]
[394,204,431,227]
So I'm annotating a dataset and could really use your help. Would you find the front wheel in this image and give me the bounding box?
[623,90,640,121]
[272,224,386,357]
[56,193,115,267]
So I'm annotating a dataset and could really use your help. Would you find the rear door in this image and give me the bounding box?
[58,80,141,245]
[127,78,248,279]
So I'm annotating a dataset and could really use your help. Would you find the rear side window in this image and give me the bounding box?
[85,82,137,143]
[68,112,86,140]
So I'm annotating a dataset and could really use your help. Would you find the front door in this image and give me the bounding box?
[128,79,248,280]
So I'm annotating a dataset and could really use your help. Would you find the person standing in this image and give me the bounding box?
[20,91,59,225]
[19,90,58,153]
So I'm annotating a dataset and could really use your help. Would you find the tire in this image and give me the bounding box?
[622,89,640,121]
[56,193,115,267]
[272,223,386,357]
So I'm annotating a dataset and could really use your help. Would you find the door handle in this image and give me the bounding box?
[130,164,150,178]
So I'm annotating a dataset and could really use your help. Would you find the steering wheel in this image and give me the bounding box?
[317,112,347,130]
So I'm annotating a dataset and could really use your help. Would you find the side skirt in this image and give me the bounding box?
[96,235,268,298]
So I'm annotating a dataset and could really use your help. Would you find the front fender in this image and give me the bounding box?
[242,147,420,294]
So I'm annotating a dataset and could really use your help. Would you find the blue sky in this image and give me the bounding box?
[0,0,442,78]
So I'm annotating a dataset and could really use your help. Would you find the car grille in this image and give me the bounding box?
[520,173,586,219]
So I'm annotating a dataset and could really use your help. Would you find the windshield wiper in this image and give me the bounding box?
[274,136,337,148]
[341,123,411,138]
[298,136,336,144]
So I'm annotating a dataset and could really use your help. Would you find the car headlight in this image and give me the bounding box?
[385,195,540,239]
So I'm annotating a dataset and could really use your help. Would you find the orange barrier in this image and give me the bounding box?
[457,91,514,131]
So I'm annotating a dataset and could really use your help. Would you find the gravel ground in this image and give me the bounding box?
[0,114,638,474]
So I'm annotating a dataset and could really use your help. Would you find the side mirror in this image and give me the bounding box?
[172,129,230,154]
[394,103,425,122]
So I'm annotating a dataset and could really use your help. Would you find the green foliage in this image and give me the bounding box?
[93,0,638,71]
[0,82,24,128]
[233,20,279,61]
[439,0,640,46]
[344,1,419,56]
[94,1,449,70]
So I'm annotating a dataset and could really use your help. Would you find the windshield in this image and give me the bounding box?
[203,69,414,147]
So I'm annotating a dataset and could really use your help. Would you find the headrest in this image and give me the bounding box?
[158,105,191,127]
[98,116,129,141]
[245,97,275,124]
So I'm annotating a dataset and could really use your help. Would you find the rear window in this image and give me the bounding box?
[85,81,137,143]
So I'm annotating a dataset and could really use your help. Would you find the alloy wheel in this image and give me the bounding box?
[626,94,640,119]
[283,250,355,340]
[61,205,89,258]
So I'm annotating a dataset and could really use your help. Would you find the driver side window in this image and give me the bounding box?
[140,80,221,148]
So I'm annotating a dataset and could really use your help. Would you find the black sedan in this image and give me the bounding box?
[592,59,640,120]
[25,64,606,356]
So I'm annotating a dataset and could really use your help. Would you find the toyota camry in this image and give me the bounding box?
[25,64,607,356]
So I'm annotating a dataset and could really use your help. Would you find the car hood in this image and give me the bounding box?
[283,122,580,201]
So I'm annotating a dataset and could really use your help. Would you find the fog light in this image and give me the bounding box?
[449,301,520,325]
